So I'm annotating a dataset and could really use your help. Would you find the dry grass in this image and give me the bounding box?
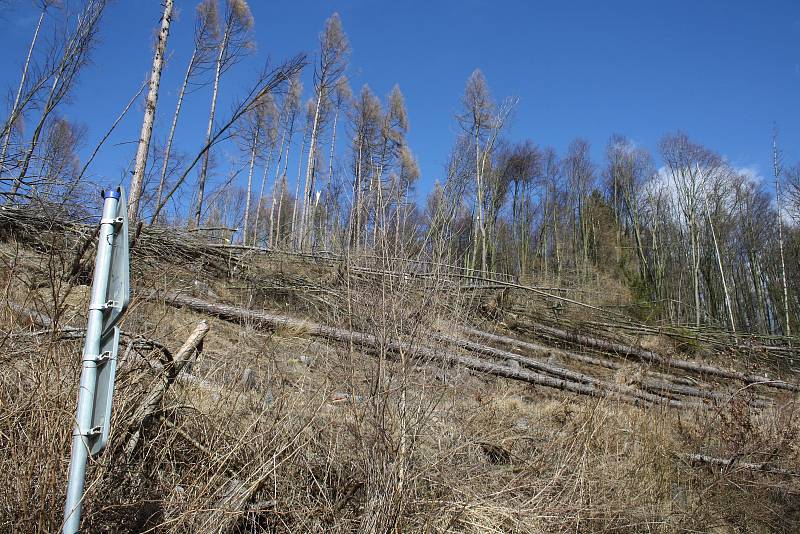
[1,234,799,533]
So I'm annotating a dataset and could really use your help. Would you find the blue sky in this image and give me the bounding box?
[2,0,799,203]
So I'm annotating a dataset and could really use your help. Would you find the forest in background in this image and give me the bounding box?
[1,0,799,338]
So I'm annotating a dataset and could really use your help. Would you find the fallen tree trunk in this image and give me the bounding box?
[156,292,665,407]
[463,326,696,386]
[437,332,684,408]
[522,321,800,393]
[460,327,772,406]
[463,325,622,371]
[641,378,773,408]
[682,453,800,477]
[125,320,209,455]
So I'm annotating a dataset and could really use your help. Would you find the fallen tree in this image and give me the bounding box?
[436,332,685,408]
[682,453,800,478]
[155,291,672,408]
[125,320,210,455]
[463,325,695,385]
[458,326,772,407]
[516,320,800,393]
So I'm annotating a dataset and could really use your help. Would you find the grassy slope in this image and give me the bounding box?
[1,236,799,533]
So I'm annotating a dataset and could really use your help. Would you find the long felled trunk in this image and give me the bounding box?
[156,292,665,407]
[520,320,799,392]
[128,0,173,222]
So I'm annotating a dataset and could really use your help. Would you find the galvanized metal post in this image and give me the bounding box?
[62,190,121,534]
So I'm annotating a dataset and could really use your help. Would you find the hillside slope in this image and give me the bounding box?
[1,209,799,533]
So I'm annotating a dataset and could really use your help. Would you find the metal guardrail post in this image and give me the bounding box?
[62,188,128,534]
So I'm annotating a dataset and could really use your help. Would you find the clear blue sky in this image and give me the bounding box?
[2,0,799,201]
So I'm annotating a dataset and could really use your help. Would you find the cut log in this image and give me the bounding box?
[682,453,799,477]
[437,333,684,408]
[463,326,622,370]
[460,326,771,406]
[524,321,800,393]
[156,292,667,408]
[125,320,209,455]
[641,378,773,408]
[463,326,697,386]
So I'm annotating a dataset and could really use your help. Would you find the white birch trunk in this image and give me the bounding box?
[153,48,196,224]
[252,140,276,245]
[242,134,258,243]
[705,197,736,334]
[272,122,294,247]
[195,25,231,226]
[299,90,324,249]
[128,0,173,221]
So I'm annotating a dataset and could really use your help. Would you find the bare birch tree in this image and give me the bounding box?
[193,0,253,226]
[250,94,278,244]
[271,77,302,247]
[149,55,307,224]
[235,93,273,243]
[152,0,218,223]
[127,0,173,221]
[457,70,515,274]
[291,98,315,245]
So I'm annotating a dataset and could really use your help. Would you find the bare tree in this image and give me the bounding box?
[456,70,515,274]
[702,169,736,334]
[127,0,173,221]
[152,0,218,224]
[236,93,273,243]
[298,12,349,249]
[250,94,278,244]
[327,76,351,200]
[271,77,302,247]
[292,98,315,245]
[149,55,307,225]
[563,138,595,277]
[193,0,254,226]
[347,85,382,252]
[392,144,420,254]
[7,0,106,200]
[502,140,540,276]
[772,128,791,335]
[660,132,724,328]
[786,163,800,224]
[0,0,58,178]
[605,134,653,283]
